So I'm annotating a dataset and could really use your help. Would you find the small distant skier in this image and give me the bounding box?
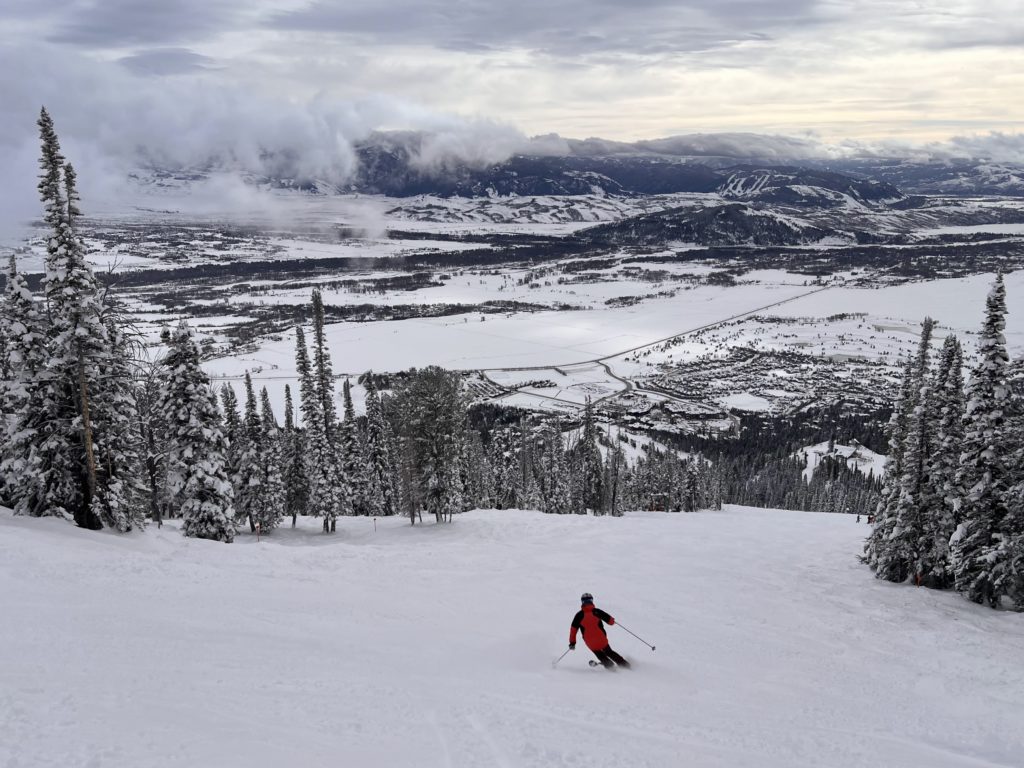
[569,593,631,669]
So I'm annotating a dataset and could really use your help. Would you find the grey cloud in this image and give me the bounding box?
[634,133,834,161]
[271,0,822,57]
[0,43,539,232]
[944,133,1024,164]
[924,29,1024,50]
[46,0,244,47]
[118,48,215,76]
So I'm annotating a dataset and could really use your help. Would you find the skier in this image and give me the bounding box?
[569,593,631,668]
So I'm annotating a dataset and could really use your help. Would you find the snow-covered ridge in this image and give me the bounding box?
[796,439,886,482]
[717,167,904,209]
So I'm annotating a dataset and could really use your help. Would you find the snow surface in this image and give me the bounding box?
[205,279,813,417]
[2,506,1022,768]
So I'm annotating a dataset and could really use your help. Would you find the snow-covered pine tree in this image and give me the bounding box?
[576,398,604,514]
[886,318,937,583]
[31,110,96,524]
[0,255,48,512]
[489,427,518,508]
[602,441,625,516]
[541,420,571,514]
[439,435,466,522]
[157,321,234,542]
[135,358,169,526]
[516,416,544,511]
[461,430,492,510]
[295,325,342,531]
[0,271,8,424]
[682,461,700,512]
[388,366,468,524]
[220,385,241,446]
[951,275,1013,606]
[233,373,263,533]
[90,312,146,531]
[339,378,370,515]
[255,387,286,532]
[919,335,965,587]
[282,384,309,527]
[363,378,398,516]
[219,384,242,519]
[29,110,137,529]
[310,289,337,440]
[1004,363,1024,609]
[866,326,929,574]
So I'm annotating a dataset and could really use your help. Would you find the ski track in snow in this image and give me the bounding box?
[1,506,1022,768]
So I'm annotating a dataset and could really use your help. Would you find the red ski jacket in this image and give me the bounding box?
[570,604,615,651]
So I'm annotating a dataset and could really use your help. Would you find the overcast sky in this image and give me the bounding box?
[1,0,1022,195]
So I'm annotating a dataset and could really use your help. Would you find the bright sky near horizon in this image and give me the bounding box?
[0,0,1022,182]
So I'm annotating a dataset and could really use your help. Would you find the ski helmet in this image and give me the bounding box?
[580,592,594,604]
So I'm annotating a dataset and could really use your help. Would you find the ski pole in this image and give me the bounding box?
[551,648,572,668]
[617,623,655,651]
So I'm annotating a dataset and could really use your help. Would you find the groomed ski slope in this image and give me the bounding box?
[1,506,1022,768]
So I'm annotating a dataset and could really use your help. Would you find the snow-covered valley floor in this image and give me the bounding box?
[2,507,1022,768]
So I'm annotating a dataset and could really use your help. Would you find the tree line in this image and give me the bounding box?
[865,276,1024,610]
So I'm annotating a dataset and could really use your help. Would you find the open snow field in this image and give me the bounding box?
[205,268,1024,419]
[2,506,1022,768]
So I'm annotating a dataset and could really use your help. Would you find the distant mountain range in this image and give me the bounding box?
[135,131,1024,200]
[343,134,1024,199]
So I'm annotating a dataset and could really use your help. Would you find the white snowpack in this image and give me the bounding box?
[2,506,1022,768]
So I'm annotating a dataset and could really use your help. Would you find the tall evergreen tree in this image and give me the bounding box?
[91,313,145,531]
[866,370,912,569]
[541,420,571,514]
[135,358,169,526]
[338,379,368,515]
[233,373,262,532]
[919,336,965,586]
[282,384,309,527]
[887,318,937,583]
[295,325,342,531]
[576,398,604,514]
[489,427,519,508]
[363,379,398,516]
[0,255,48,511]
[951,275,1013,606]
[219,384,242,520]
[462,430,492,510]
[157,322,234,542]
[15,109,139,530]
[310,289,337,439]
[220,385,241,446]
[32,112,99,525]
[255,387,286,532]
[602,441,625,516]
[387,367,468,524]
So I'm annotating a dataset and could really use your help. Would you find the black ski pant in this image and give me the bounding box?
[592,645,630,668]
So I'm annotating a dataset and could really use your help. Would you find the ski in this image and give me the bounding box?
[588,660,632,669]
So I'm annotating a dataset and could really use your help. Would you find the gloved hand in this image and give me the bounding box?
[569,643,576,650]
